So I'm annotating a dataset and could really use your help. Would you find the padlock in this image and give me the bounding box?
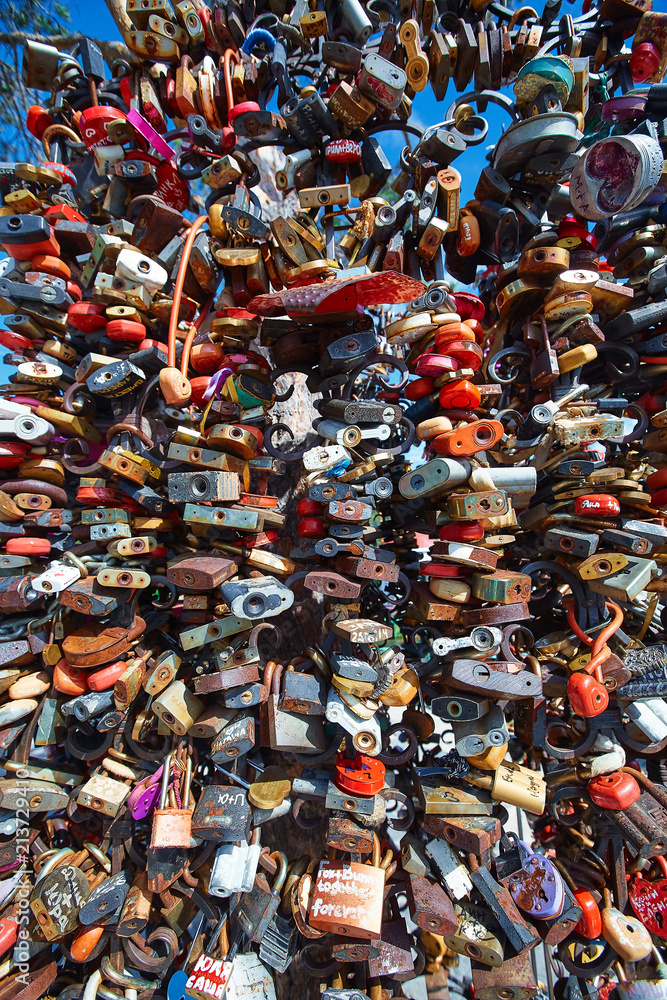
[150,749,194,848]
[233,852,288,942]
[5,3,667,997]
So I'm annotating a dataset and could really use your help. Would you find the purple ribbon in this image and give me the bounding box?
[202,367,234,402]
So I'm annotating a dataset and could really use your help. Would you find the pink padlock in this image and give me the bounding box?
[127,765,165,819]
[414,353,458,378]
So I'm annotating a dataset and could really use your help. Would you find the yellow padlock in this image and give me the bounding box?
[379,666,420,707]
[558,344,598,373]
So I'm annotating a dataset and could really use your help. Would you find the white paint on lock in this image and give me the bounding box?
[0,698,38,725]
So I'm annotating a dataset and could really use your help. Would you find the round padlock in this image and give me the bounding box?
[570,134,664,220]
[439,521,484,542]
[334,755,386,796]
[405,376,435,400]
[297,498,324,516]
[106,319,146,343]
[78,106,128,150]
[68,302,107,333]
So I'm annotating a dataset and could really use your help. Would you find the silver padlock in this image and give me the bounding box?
[209,842,262,898]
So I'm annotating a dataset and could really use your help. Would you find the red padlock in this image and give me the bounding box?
[77,106,128,149]
[189,376,212,405]
[139,339,170,355]
[297,498,323,516]
[647,468,667,491]
[6,536,51,556]
[573,494,621,517]
[454,292,485,322]
[405,377,435,401]
[325,138,363,163]
[650,488,667,507]
[438,340,483,370]
[439,521,484,542]
[631,42,661,82]
[0,918,18,958]
[0,328,34,352]
[557,216,598,251]
[87,660,129,691]
[40,162,78,187]
[106,320,146,343]
[334,755,386,796]
[573,890,603,939]
[43,203,86,223]
[68,302,107,334]
[0,442,31,469]
[26,105,52,139]
[588,771,641,810]
[567,671,609,717]
[298,516,324,538]
[420,562,461,577]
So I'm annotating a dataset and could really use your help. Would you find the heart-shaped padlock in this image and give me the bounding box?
[508,840,565,921]
[629,876,667,939]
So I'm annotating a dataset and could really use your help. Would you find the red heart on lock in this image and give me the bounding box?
[629,876,667,938]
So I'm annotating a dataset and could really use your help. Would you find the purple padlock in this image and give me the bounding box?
[127,765,164,820]
[508,839,565,921]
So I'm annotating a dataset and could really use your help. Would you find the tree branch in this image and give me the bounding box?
[0,30,136,68]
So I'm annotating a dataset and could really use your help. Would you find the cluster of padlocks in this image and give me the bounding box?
[1,1,667,999]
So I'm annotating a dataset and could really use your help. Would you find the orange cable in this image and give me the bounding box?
[168,214,208,368]
[180,295,214,377]
[566,601,624,680]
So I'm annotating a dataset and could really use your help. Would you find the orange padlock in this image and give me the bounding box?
[190,342,225,373]
[435,323,476,347]
[53,659,89,696]
[457,208,481,256]
[574,890,603,939]
[432,420,504,456]
[70,925,105,962]
[567,671,609,717]
[437,339,483,370]
[438,380,481,410]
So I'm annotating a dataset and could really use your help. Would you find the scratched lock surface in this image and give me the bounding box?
[3,4,667,1000]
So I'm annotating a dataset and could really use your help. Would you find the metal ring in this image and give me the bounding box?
[445,89,521,123]
[262,422,309,462]
[376,723,419,766]
[380,787,415,831]
[291,797,324,830]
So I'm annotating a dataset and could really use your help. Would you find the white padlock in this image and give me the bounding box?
[31,561,81,594]
[115,248,168,294]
